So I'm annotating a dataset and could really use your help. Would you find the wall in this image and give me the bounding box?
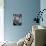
[4,0,40,42]
[40,0,46,26]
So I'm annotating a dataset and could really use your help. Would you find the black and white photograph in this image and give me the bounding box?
[13,14,22,26]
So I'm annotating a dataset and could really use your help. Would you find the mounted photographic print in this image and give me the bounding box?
[13,14,22,26]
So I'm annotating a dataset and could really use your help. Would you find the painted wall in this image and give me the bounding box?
[4,0,40,42]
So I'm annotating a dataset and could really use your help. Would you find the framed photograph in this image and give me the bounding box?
[13,14,22,26]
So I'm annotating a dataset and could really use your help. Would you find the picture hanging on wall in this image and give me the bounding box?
[13,14,22,26]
